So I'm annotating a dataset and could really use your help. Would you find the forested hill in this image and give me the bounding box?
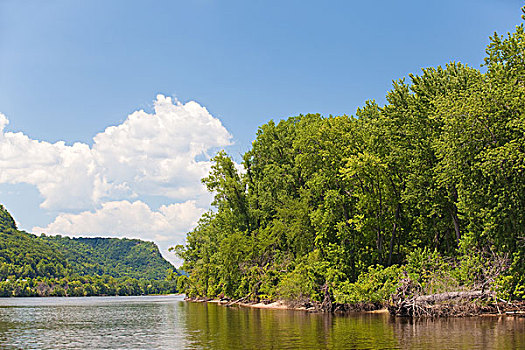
[176,12,525,307]
[0,204,177,296]
[0,204,16,231]
[40,236,174,280]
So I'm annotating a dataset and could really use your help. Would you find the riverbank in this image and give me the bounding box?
[388,297,525,318]
[186,297,387,314]
[185,296,525,318]
[187,297,298,310]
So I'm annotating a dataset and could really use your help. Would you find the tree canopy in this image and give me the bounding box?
[176,12,525,304]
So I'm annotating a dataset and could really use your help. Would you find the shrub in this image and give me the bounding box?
[333,264,403,304]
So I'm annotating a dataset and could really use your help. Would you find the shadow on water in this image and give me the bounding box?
[0,296,523,349]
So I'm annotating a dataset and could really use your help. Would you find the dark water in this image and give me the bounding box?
[0,295,523,349]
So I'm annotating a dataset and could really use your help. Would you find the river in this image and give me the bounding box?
[0,295,523,349]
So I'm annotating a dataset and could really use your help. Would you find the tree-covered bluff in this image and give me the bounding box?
[175,13,525,315]
[0,204,178,297]
[41,235,173,280]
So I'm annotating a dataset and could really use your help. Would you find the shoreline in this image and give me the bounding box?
[185,297,388,314]
[185,296,525,318]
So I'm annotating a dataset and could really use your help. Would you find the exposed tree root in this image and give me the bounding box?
[388,292,525,317]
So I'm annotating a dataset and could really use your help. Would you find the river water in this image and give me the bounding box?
[0,295,523,349]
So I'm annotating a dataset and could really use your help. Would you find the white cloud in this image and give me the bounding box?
[0,96,234,265]
[32,199,206,266]
[0,95,232,210]
[32,200,205,242]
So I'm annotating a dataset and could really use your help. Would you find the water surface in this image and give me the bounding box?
[0,295,523,349]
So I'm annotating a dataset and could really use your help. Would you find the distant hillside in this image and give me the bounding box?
[0,205,17,231]
[40,235,174,280]
[0,204,178,296]
[0,205,69,280]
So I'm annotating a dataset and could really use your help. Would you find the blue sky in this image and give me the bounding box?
[0,0,523,263]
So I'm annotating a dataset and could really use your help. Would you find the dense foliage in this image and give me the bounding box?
[41,236,173,280]
[176,13,525,304]
[0,205,177,297]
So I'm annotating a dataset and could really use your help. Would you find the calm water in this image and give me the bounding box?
[0,295,523,349]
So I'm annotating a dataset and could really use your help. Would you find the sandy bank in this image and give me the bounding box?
[185,297,388,313]
[187,297,301,310]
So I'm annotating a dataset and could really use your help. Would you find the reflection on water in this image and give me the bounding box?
[0,295,523,349]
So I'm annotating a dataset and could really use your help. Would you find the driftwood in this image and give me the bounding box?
[319,284,333,312]
[225,295,249,307]
[412,290,495,303]
[389,290,497,317]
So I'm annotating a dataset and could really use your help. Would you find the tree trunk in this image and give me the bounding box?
[388,204,401,265]
[449,186,461,245]
[413,290,493,303]
[451,205,461,245]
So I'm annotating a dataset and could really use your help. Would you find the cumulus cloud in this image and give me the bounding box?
[32,200,205,242]
[32,199,207,265]
[0,114,96,209]
[0,96,234,264]
[0,95,232,210]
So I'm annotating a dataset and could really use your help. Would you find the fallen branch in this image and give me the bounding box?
[413,290,494,303]
[389,290,497,317]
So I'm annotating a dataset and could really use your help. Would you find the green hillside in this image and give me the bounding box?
[0,204,178,297]
[41,236,174,280]
[0,204,17,231]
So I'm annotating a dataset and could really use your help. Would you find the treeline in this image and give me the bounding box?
[0,274,176,297]
[0,204,178,297]
[176,13,525,305]
[40,236,174,280]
